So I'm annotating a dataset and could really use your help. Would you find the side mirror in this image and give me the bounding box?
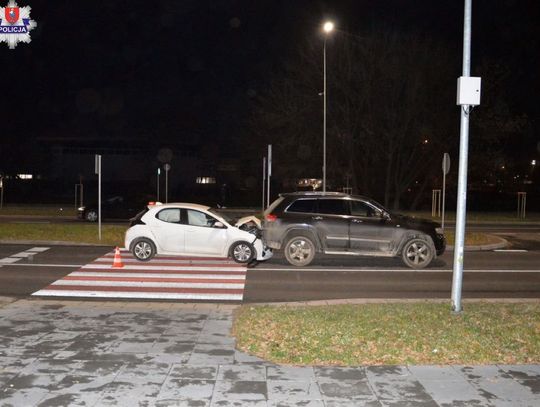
[214,221,226,229]
[382,211,391,221]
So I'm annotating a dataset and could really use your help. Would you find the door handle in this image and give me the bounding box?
[351,219,363,223]
[312,216,323,220]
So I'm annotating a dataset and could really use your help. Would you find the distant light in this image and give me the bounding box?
[423,139,429,144]
[196,177,216,184]
[323,21,334,33]
[532,160,537,166]
[18,174,33,180]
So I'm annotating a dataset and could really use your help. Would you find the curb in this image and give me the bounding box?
[447,235,509,251]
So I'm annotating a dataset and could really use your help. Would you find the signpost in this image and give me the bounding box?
[0,176,4,209]
[267,145,272,209]
[164,163,171,203]
[442,153,450,230]
[262,157,266,211]
[95,154,102,240]
[157,168,161,201]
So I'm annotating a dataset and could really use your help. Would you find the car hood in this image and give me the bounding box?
[391,213,440,231]
[235,215,262,229]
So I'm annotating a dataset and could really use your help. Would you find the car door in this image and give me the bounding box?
[314,198,350,251]
[152,208,186,253]
[348,199,388,253]
[184,209,228,255]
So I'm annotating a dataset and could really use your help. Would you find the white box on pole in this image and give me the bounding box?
[456,76,481,105]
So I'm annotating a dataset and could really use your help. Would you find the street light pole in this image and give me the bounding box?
[322,21,334,193]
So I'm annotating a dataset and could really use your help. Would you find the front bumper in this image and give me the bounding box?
[253,239,273,261]
[435,233,446,256]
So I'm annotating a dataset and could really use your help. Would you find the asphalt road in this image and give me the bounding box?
[1,230,539,301]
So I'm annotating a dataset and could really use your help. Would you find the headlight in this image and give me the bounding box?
[435,227,444,234]
[77,206,85,211]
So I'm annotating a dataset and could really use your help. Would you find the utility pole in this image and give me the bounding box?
[452,0,481,313]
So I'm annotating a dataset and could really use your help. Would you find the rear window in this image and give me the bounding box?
[264,196,285,215]
[286,198,317,213]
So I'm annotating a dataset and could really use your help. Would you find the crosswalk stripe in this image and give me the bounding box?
[32,250,247,301]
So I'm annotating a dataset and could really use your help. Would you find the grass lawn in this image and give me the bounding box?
[0,224,127,247]
[444,231,502,246]
[233,302,540,365]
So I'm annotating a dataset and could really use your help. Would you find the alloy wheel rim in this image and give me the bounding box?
[406,242,428,265]
[233,244,251,262]
[135,242,151,259]
[289,239,312,261]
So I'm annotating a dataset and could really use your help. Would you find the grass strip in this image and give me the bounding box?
[0,224,127,246]
[233,302,540,365]
[444,232,501,246]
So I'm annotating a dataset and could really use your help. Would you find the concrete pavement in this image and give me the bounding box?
[0,298,538,407]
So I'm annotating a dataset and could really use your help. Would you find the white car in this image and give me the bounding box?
[124,202,273,263]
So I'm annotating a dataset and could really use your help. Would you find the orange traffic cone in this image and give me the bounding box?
[112,247,124,268]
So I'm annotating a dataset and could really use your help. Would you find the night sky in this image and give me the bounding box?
[1,0,539,165]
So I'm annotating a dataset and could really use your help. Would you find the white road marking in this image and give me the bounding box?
[81,264,244,272]
[51,280,245,289]
[0,257,21,264]
[27,247,50,252]
[34,290,243,301]
[69,271,245,280]
[493,249,528,252]
[2,263,83,268]
[253,267,540,273]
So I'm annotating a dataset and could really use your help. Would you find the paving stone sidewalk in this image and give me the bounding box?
[0,299,538,407]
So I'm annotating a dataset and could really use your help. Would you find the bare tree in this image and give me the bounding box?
[250,27,457,208]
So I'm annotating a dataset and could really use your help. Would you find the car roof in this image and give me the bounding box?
[148,202,211,212]
[279,192,371,200]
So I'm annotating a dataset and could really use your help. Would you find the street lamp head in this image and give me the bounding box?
[323,21,334,34]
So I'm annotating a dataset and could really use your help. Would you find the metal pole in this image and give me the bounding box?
[267,145,272,208]
[442,170,447,230]
[451,0,472,313]
[98,155,102,241]
[323,36,327,193]
[165,169,168,203]
[0,177,3,209]
[157,168,160,201]
[262,157,266,212]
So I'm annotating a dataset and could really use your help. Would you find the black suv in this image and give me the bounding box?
[263,192,445,268]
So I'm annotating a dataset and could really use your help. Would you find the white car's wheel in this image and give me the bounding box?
[230,241,255,263]
[132,238,156,261]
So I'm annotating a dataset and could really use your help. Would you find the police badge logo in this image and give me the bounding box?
[0,0,37,49]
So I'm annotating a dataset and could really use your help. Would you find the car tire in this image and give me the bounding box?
[401,237,434,269]
[284,235,316,267]
[230,241,255,263]
[131,238,156,261]
[85,210,98,222]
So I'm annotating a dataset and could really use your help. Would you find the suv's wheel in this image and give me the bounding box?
[284,235,316,267]
[401,237,434,269]
[230,241,255,263]
[85,210,98,222]
[131,238,156,261]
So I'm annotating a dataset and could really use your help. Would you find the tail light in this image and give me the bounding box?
[265,213,278,222]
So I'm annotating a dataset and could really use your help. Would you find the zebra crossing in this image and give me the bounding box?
[32,249,247,301]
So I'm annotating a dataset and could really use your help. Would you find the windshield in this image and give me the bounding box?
[208,208,232,223]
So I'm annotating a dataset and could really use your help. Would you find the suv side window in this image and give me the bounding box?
[350,200,378,217]
[287,198,317,213]
[317,199,349,215]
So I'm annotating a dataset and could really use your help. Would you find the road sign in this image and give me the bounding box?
[442,153,451,175]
